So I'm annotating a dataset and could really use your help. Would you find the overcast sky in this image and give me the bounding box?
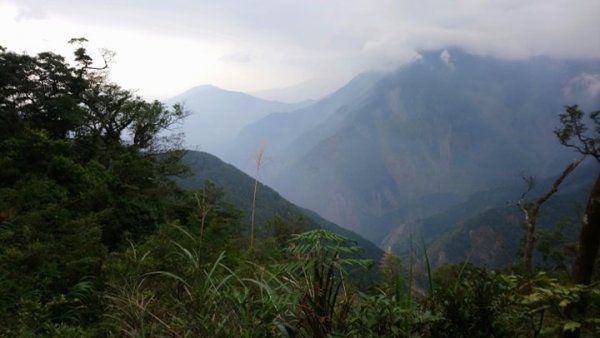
[1,0,599,100]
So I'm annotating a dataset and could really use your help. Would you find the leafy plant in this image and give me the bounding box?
[509,272,600,336]
[428,264,516,337]
[281,229,372,337]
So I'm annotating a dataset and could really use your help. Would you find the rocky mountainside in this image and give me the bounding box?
[227,49,600,246]
[227,71,383,171]
[394,162,598,268]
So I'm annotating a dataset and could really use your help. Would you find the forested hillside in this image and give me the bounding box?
[178,150,384,262]
[2,43,600,337]
[391,162,598,268]
[228,49,600,248]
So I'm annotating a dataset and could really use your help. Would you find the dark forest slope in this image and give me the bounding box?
[177,150,384,262]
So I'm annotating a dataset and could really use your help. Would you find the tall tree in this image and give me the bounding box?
[555,105,600,285]
[555,105,600,338]
[0,41,190,334]
[517,157,584,270]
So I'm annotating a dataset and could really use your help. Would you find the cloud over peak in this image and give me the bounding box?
[2,0,599,98]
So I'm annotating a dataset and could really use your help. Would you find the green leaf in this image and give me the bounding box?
[563,321,581,332]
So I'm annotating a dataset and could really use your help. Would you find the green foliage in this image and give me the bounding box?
[536,218,573,274]
[555,105,600,161]
[103,235,284,336]
[177,150,385,264]
[428,264,516,337]
[509,272,600,336]
[0,43,188,335]
[101,229,378,337]
[379,249,405,300]
[279,229,372,336]
[346,290,438,337]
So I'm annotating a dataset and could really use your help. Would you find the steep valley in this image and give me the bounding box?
[166,48,600,265]
[222,49,600,249]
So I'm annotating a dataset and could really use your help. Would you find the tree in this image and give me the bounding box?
[0,42,190,334]
[554,105,600,338]
[0,46,84,140]
[517,157,584,271]
[555,105,600,286]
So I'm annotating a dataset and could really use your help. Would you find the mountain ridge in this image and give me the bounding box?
[164,84,310,159]
[225,48,600,246]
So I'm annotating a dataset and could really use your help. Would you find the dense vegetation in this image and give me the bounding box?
[177,150,385,264]
[1,43,600,337]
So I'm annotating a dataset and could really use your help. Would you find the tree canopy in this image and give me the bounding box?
[0,41,197,335]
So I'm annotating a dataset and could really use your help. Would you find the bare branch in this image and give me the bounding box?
[519,175,535,200]
[518,155,586,270]
[536,156,586,206]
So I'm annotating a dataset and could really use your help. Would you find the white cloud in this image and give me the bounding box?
[565,73,600,99]
[439,49,453,68]
[1,0,599,98]
[15,5,46,21]
[219,51,251,64]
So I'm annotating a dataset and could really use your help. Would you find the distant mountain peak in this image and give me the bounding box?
[179,84,243,96]
[163,84,313,160]
[227,50,600,245]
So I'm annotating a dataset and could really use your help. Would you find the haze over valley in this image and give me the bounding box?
[166,48,600,264]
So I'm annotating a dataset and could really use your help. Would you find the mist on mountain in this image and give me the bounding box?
[218,49,600,246]
[164,85,310,157]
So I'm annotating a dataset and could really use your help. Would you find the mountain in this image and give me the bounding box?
[176,150,384,263]
[391,162,598,268]
[251,78,343,103]
[226,49,600,246]
[164,85,310,158]
[228,71,384,174]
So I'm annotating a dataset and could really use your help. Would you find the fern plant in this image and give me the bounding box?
[280,229,372,337]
